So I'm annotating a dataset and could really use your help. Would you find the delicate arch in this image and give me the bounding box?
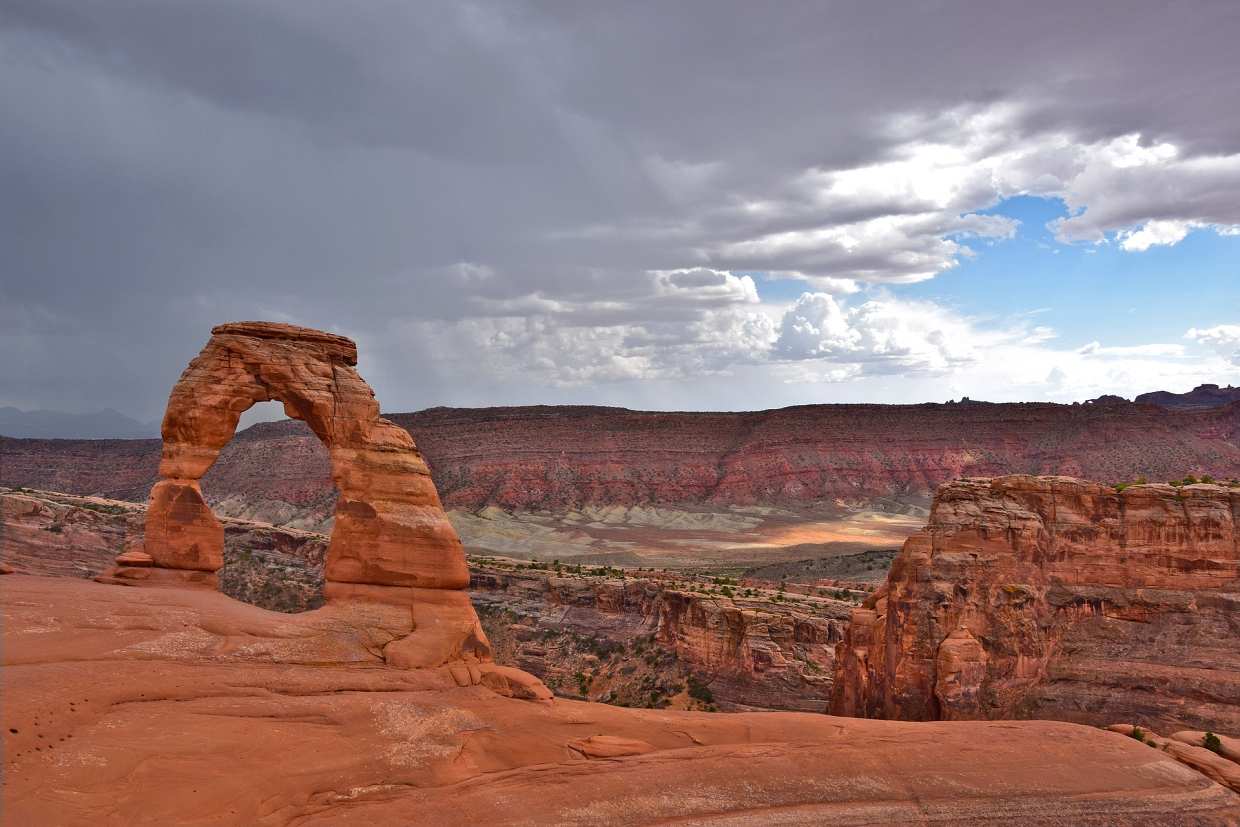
[142,321,487,668]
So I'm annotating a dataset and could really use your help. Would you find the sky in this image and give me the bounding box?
[2,0,1239,425]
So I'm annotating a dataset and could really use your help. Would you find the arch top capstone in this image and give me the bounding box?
[210,321,358,365]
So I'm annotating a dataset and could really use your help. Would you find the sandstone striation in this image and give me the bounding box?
[122,322,496,672]
[1107,724,1240,794]
[5,399,1240,520]
[832,475,1240,733]
[1,489,143,579]
[5,573,1239,824]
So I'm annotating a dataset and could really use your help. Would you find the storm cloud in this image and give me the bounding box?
[2,1,1238,420]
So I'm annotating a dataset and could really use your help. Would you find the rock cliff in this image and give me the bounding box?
[471,562,848,711]
[831,475,1240,733]
[4,399,1240,519]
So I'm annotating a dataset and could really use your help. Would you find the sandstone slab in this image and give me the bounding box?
[4,574,1239,825]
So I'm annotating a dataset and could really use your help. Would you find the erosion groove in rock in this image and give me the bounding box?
[832,475,1240,732]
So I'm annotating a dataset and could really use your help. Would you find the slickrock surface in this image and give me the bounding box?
[5,574,1240,825]
[5,398,1240,517]
[1107,725,1240,794]
[146,321,466,591]
[832,475,1240,733]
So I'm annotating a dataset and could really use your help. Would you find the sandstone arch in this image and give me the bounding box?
[141,321,490,669]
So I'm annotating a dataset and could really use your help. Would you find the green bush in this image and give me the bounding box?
[1204,731,1223,754]
[686,675,714,704]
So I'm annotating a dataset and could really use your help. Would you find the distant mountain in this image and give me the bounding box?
[0,407,158,439]
[1135,384,1240,411]
[4,401,1240,518]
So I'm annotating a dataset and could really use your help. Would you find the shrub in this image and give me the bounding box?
[1204,731,1223,754]
[686,675,714,704]
[1129,726,1147,744]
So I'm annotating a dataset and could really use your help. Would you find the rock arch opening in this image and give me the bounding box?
[133,321,491,669]
[196,400,336,613]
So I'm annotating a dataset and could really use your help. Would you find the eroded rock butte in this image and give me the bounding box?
[832,475,1240,732]
[118,322,499,674]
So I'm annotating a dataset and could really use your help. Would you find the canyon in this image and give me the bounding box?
[6,472,1240,817]
[3,322,1239,821]
[6,395,1239,571]
[1,486,860,713]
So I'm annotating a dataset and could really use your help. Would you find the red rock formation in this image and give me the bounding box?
[472,563,847,711]
[5,573,1240,824]
[832,475,1240,733]
[131,322,490,671]
[5,399,1240,517]
[3,487,846,711]
[1107,724,1240,794]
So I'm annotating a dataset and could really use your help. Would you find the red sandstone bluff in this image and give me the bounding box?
[108,321,540,691]
[833,475,1240,732]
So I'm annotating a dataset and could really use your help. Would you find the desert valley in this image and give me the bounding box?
[5,3,1240,822]
[3,322,1240,823]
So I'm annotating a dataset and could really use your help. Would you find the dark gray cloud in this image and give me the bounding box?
[2,0,1239,421]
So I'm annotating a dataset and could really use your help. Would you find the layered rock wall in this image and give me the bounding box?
[5,400,1240,518]
[831,476,1240,732]
[471,565,847,711]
